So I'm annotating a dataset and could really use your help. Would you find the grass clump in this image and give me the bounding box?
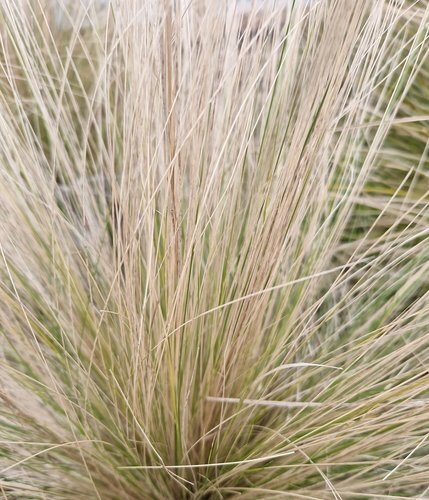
[0,0,429,498]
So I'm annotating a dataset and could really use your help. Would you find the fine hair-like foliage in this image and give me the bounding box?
[0,1,429,498]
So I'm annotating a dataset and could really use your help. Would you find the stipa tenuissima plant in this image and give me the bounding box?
[0,0,428,498]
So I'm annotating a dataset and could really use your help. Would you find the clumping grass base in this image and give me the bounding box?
[1,1,429,498]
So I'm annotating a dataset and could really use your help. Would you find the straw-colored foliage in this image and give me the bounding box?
[0,0,429,498]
